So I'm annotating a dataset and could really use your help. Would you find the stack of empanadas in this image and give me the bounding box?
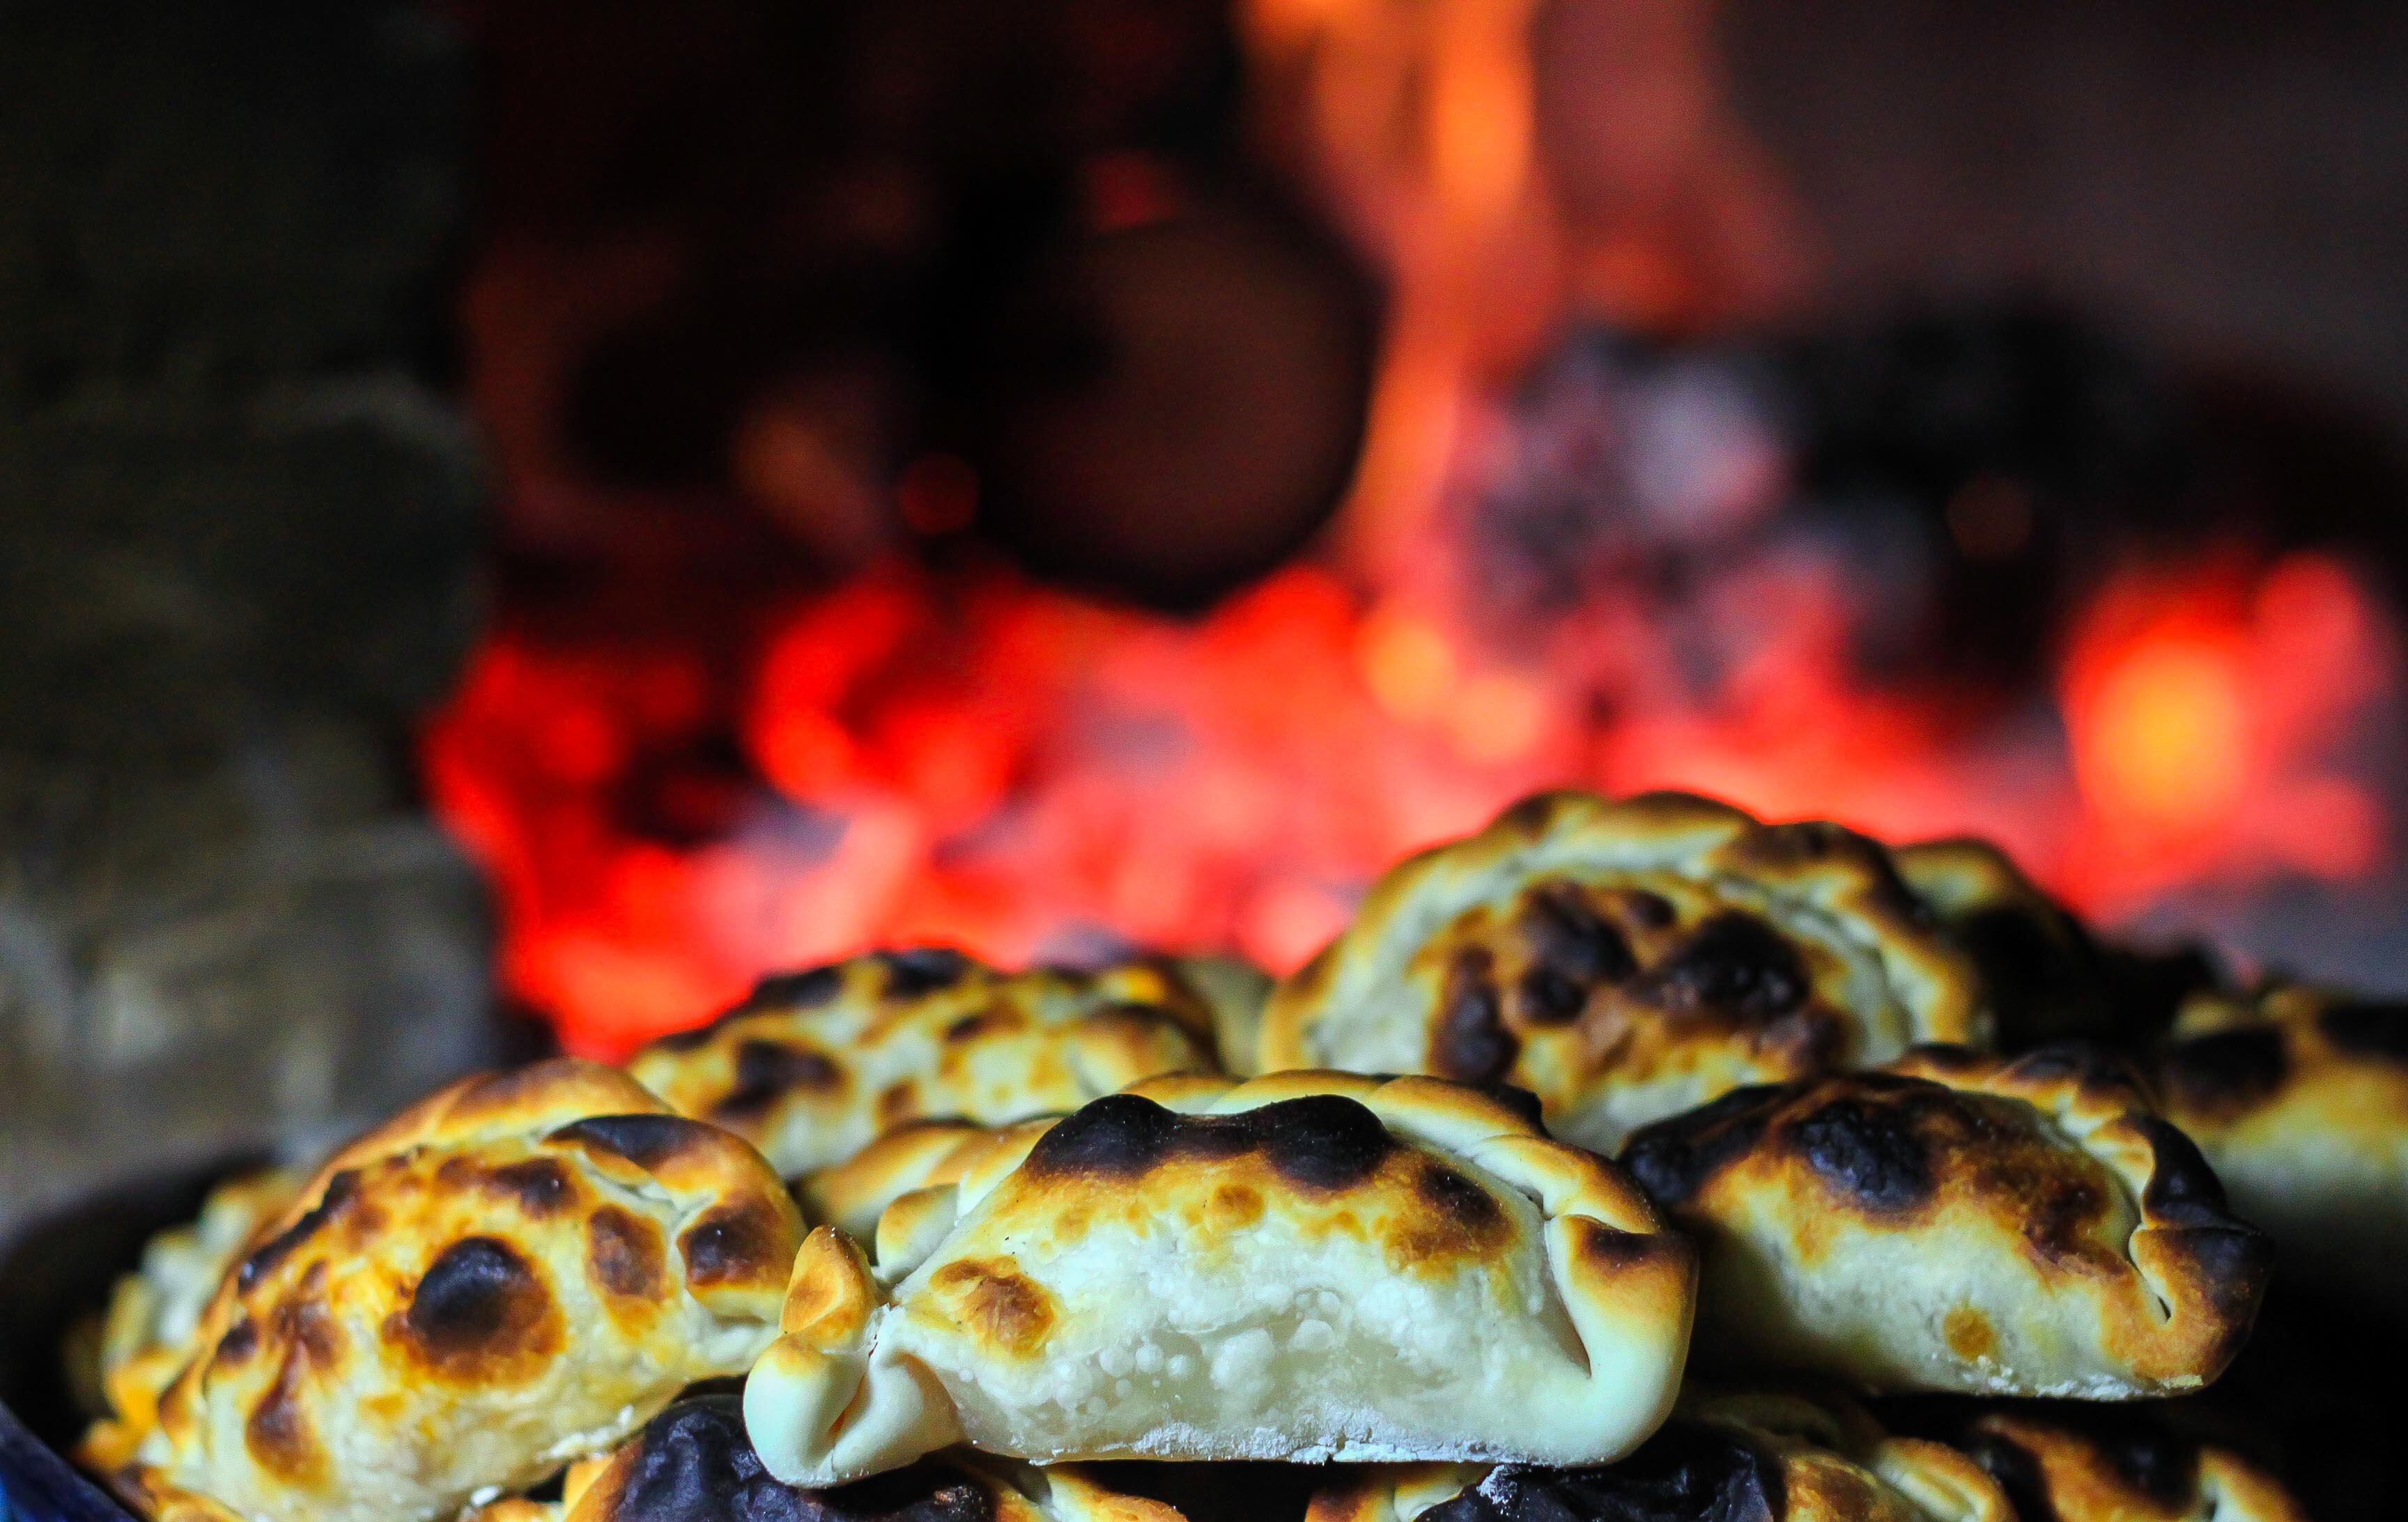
[76,790,2384,1522]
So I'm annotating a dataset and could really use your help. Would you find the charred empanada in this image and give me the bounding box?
[745,1071,1696,1485]
[81,1168,307,1473]
[1263,792,1985,1151]
[118,1059,804,1522]
[1893,839,2117,1051]
[1954,1410,2308,1522]
[2156,983,2408,1310]
[1619,1045,2269,1397]
[626,949,1224,1176]
[564,1386,1190,1521]
[1306,1390,2010,1522]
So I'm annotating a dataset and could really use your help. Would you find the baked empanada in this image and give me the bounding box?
[745,1071,1696,1486]
[81,1168,306,1473]
[1954,1410,2308,1522]
[1619,1045,2269,1397]
[565,1385,1189,1521]
[626,950,1224,1176]
[118,1059,804,1522]
[2156,983,2408,1310]
[1306,1389,2010,1522]
[1263,792,1985,1151]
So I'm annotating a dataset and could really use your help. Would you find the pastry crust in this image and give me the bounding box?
[2155,983,2408,1310]
[744,1071,1696,1486]
[1263,792,1985,1151]
[118,1059,803,1522]
[565,1387,1189,1521]
[1893,838,2116,1050]
[626,950,1224,1176]
[1956,1410,2308,1522]
[1620,1045,2269,1397]
[1306,1388,2011,1522]
[80,1168,307,1473]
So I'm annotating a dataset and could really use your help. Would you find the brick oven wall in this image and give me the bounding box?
[0,1,496,1228]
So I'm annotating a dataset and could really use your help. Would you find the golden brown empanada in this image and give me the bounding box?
[80,1168,307,1473]
[2156,982,2408,1311]
[1619,1045,2269,1397]
[1954,1410,2308,1522]
[744,1071,1696,1486]
[626,950,1224,1176]
[116,1059,803,1522]
[1306,1389,2010,1522]
[564,1385,1191,1521]
[1263,792,1985,1151]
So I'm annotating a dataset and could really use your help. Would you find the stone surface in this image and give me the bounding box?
[0,0,493,1229]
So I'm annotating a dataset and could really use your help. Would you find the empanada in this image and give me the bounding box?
[745,1071,1696,1486]
[1263,792,1985,1151]
[2156,983,2408,1310]
[1954,1410,2308,1522]
[82,1168,306,1473]
[565,1385,1190,1521]
[626,950,1224,1176]
[1619,1045,2269,1396]
[1306,1389,2010,1522]
[118,1059,804,1522]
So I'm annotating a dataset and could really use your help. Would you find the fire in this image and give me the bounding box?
[2058,553,2389,908]
[424,540,2397,1056]
[427,4,2401,1057]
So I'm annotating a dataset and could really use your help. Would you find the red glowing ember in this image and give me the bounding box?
[424,542,2397,1057]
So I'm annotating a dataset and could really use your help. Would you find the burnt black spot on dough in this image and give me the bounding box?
[2007,1041,2142,1096]
[1497,793,1562,836]
[1024,1092,1400,1192]
[1230,1096,1400,1190]
[1959,1431,2058,1522]
[599,1390,998,1522]
[1617,889,1677,930]
[1472,1082,1547,1131]
[748,963,847,1012]
[2317,997,2408,1063]
[1954,905,2113,1049]
[213,1316,261,1367]
[2097,1428,2203,1513]
[1525,884,1637,985]
[879,947,973,998]
[713,1040,842,1122]
[549,1113,709,1173]
[2131,1116,2240,1228]
[1573,1218,1671,1270]
[945,1011,1001,1043]
[237,1169,360,1291]
[396,1236,558,1373]
[2159,1027,2287,1116]
[588,1204,665,1300]
[1023,1093,1182,1176]
[1414,1161,1507,1238]
[1789,1091,1935,1213]
[681,1198,789,1286]
[1620,1084,1782,1208]
[1628,913,1809,1023]
[1421,1424,1784,1522]
[480,1158,574,1218]
[1433,947,1518,1086]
